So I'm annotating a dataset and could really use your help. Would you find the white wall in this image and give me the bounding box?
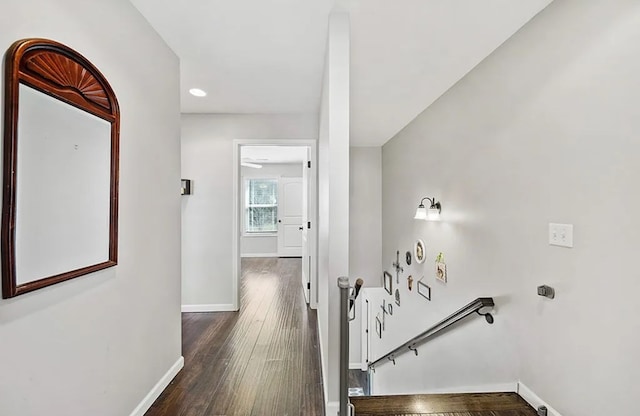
[377,1,640,415]
[241,163,303,257]
[181,114,317,309]
[317,50,331,406]
[348,147,382,367]
[0,1,182,415]
[317,12,350,414]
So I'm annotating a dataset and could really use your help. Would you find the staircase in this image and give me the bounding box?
[340,289,532,416]
[350,392,538,416]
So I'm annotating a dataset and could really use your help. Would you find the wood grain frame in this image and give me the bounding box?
[2,38,120,298]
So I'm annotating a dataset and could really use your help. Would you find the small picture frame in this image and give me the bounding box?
[375,316,382,338]
[395,288,401,306]
[387,303,393,315]
[417,280,431,301]
[383,271,393,295]
[436,261,447,283]
[414,239,426,264]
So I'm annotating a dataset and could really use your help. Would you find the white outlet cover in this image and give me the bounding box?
[549,223,573,248]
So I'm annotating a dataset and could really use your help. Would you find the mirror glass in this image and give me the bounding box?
[15,84,112,285]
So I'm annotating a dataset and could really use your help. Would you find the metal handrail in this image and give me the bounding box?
[368,297,495,369]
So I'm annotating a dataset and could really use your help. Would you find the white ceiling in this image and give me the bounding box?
[131,0,553,146]
[130,0,334,114]
[345,0,554,145]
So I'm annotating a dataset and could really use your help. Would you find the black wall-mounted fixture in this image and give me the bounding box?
[181,179,192,195]
[537,285,555,299]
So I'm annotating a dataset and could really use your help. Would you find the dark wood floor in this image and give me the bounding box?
[145,257,325,416]
[350,392,538,416]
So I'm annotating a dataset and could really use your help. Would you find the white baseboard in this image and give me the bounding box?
[518,381,562,416]
[129,356,184,416]
[325,401,339,416]
[241,253,278,258]
[181,304,237,312]
[421,382,517,395]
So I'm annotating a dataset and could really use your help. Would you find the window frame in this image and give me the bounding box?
[242,176,279,237]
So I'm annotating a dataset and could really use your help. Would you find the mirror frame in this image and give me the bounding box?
[2,38,120,298]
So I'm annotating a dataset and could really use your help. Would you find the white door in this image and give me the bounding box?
[301,158,310,303]
[277,177,303,257]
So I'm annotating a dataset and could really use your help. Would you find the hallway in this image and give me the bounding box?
[146,257,325,416]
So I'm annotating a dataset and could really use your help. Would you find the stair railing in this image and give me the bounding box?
[368,297,495,370]
[338,277,363,416]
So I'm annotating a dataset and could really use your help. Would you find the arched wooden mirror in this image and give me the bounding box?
[2,38,119,298]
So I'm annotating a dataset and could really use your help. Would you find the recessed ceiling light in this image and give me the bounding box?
[189,88,207,97]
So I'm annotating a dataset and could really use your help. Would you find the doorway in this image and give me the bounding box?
[232,140,317,309]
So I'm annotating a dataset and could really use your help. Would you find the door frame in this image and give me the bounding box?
[232,139,318,310]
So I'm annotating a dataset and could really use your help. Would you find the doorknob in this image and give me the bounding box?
[278,219,281,223]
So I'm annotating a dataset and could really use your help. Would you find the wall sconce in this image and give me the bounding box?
[414,197,441,221]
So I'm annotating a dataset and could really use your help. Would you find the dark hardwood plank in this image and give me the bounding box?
[351,392,538,416]
[355,412,536,416]
[145,257,325,416]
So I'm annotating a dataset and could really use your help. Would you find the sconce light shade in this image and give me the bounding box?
[427,205,441,221]
[414,205,428,220]
[415,197,442,221]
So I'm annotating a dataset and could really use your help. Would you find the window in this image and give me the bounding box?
[245,178,278,233]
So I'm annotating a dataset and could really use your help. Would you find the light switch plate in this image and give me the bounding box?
[549,223,573,248]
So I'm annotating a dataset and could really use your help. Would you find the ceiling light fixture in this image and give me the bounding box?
[241,162,262,169]
[189,88,207,97]
[414,196,442,221]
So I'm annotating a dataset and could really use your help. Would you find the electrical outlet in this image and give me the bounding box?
[549,223,573,248]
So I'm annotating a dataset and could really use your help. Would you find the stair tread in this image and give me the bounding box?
[350,392,537,416]
[353,413,536,416]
